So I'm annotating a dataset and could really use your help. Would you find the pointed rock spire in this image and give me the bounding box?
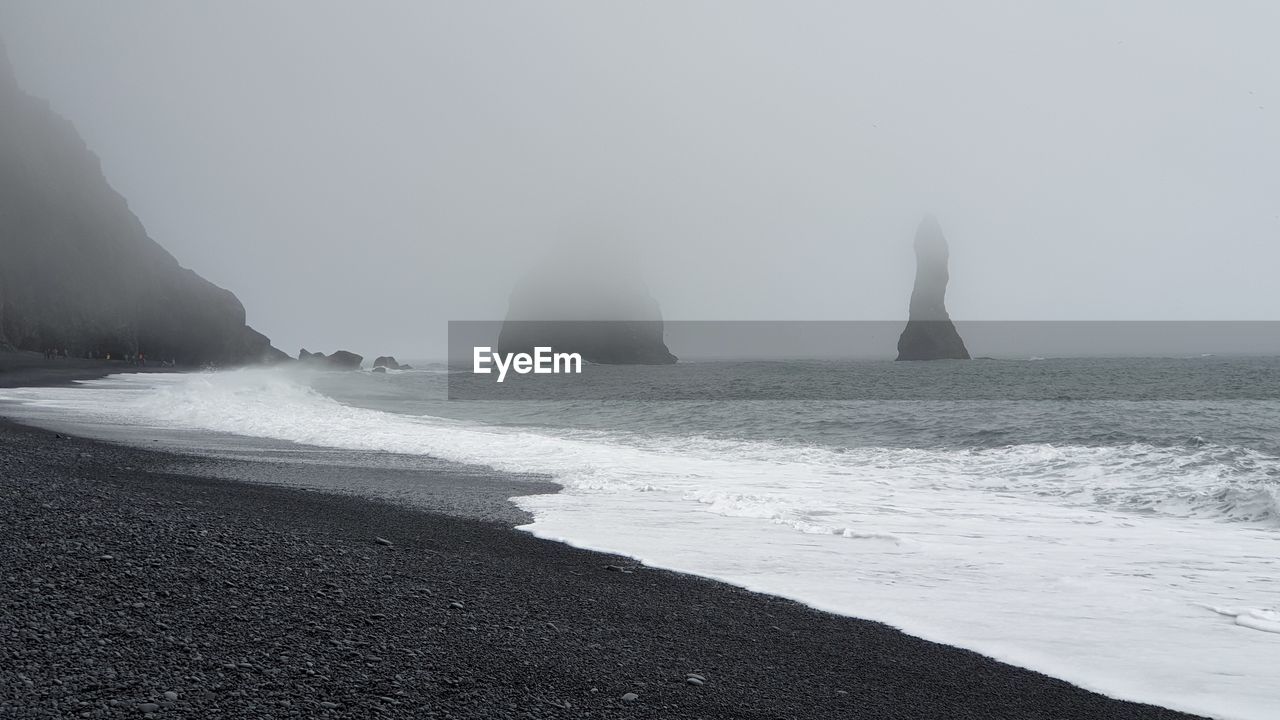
[896,215,970,360]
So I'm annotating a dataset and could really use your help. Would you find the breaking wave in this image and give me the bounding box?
[3,366,1280,720]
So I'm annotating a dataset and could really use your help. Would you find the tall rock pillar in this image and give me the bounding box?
[896,215,970,361]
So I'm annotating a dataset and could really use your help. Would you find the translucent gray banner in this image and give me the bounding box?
[447,321,1280,400]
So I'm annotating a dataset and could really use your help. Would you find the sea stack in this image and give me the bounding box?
[896,215,970,361]
[496,248,676,365]
[0,36,285,365]
[299,349,364,370]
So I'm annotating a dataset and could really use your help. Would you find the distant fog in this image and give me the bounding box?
[3,1,1278,357]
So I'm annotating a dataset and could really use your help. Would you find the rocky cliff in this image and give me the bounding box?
[497,251,676,365]
[0,38,285,365]
[896,215,970,361]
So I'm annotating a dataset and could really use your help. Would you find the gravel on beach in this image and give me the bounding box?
[0,418,1205,719]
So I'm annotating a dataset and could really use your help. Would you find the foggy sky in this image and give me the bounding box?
[2,1,1278,358]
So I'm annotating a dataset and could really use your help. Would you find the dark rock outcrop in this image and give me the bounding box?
[496,251,676,365]
[327,350,363,369]
[373,355,406,370]
[299,349,363,370]
[0,37,286,365]
[499,320,676,365]
[896,215,970,361]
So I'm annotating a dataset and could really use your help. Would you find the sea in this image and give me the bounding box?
[2,357,1278,720]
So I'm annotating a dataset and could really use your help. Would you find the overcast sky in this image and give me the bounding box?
[2,1,1277,357]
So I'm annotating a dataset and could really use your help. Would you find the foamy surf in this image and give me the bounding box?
[1207,607,1280,635]
[2,366,1278,720]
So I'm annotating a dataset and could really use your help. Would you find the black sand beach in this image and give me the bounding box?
[0,352,176,389]
[0,362,1204,719]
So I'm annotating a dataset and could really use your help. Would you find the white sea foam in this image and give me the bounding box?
[1208,607,1280,635]
[2,367,1279,720]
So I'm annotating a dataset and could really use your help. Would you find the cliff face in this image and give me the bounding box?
[0,39,285,364]
[496,251,676,365]
[896,215,970,361]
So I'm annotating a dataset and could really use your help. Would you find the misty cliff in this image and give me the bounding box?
[497,253,676,365]
[896,215,970,361]
[0,39,285,364]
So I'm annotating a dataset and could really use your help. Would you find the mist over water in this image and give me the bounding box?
[3,359,1279,719]
[3,2,1280,357]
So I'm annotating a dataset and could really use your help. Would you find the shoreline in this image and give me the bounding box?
[0,350,181,389]
[0,356,1206,718]
[0,419,1207,719]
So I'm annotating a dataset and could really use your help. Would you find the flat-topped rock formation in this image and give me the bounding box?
[0,37,285,365]
[299,349,363,370]
[896,215,970,361]
[497,249,676,365]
